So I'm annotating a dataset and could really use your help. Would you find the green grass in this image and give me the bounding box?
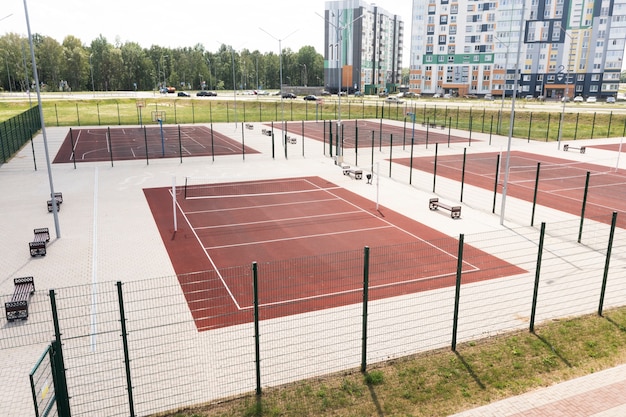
[153,307,626,417]
[1,96,625,142]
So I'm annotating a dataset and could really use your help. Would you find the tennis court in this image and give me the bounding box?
[278,120,474,149]
[144,176,525,330]
[398,150,626,227]
[53,125,259,163]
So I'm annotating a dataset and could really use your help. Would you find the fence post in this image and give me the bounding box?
[598,212,618,316]
[116,282,136,417]
[492,153,500,214]
[529,222,546,333]
[361,246,370,372]
[578,171,590,243]
[531,163,540,227]
[49,289,71,417]
[253,262,262,395]
[460,148,466,202]
[451,234,464,351]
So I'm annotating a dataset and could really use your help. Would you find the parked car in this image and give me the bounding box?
[177,91,190,97]
[196,91,216,97]
[282,92,296,99]
[586,96,597,103]
[525,95,535,100]
[386,96,404,104]
[166,86,176,93]
[303,95,318,101]
[321,90,331,96]
[354,91,364,97]
[484,94,494,101]
[433,93,442,98]
[606,96,616,103]
[378,91,389,98]
[573,95,584,102]
[254,90,269,95]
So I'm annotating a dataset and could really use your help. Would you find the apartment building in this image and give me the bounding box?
[324,0,404,95]
[409,0,626,99]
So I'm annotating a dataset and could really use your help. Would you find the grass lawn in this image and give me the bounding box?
[154,307,626,417]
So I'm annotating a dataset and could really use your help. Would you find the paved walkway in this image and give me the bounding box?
[451,364,626,416]
[2,121,626,417]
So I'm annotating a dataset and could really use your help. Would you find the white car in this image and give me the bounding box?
[573,96,584,102]
[586,96,597,103]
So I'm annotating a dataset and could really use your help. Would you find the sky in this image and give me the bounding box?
[1,0,412,57]
[2,1,625,71]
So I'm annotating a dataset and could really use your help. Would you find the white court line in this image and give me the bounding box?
[178,178,480,310]
[90,167,99,352]
[196,210,364,231]
[185,186,342,200]
[185,196,339,215]
[243,271,459,310]
[173,189,242,310]
[206,225,394,250]
[68,129,82,161]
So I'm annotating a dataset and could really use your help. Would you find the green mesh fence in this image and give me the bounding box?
[0,105,41,164]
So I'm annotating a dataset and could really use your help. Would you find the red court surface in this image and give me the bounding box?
[277,120,475,148]
[144,176,525,330]
[396,151,626,227]
[53,125,258,163]
[588,143,626,153]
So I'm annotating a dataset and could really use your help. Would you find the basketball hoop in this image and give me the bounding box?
[151,111,166,123]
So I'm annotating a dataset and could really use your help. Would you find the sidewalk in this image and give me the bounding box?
[450,364,626,416]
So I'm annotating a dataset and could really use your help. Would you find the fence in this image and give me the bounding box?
[0,105,41,164]
[40,99,626,142]
[2,215,626,416]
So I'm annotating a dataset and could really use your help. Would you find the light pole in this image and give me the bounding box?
[499,0,526,225]
[318,10,364,162]
[494,35,510,133]
[217,42,239,127]
[556,28,575,151]
[89,53,95,96]
[260,27,298,147]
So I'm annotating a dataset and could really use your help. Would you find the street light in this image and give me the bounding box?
[260,27,298,147]
[89,53,95,96]
[556,28,576,151]
[217,42,239,127]
[499,0,526,225]
[317,10,364,161]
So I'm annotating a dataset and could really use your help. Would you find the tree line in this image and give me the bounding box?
[0,33,325,93]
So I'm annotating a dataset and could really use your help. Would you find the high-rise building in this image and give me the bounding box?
[324,0,404,95]
[409,0,626,99]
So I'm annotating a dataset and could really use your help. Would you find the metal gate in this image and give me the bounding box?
[29,340,70,417]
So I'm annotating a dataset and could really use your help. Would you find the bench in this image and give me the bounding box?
[29,227,50,257]
[5,276,35,321]
[421,123,445,130]
[287,136,297,144]
[47,192,63,212]
[261,128,272,136]
[245,123,254,130]
[342,165,363,180]
[563,144,586,154]
[429,198,461,219]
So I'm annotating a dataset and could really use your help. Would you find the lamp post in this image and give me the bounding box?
[260,27,298,147]
[499,0,526,225]
[89,53,95,96]
[556,28,575,151]
[318,10,364,161]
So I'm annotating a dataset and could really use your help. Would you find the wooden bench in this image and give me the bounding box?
[245,123,254,130]
[342,165,363,180]
[563,144,586,154]
[47,192,63,212]
[261,128,272,136]
[5,276,35,321]
[429,198,461,219]
[29,227,50,257]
